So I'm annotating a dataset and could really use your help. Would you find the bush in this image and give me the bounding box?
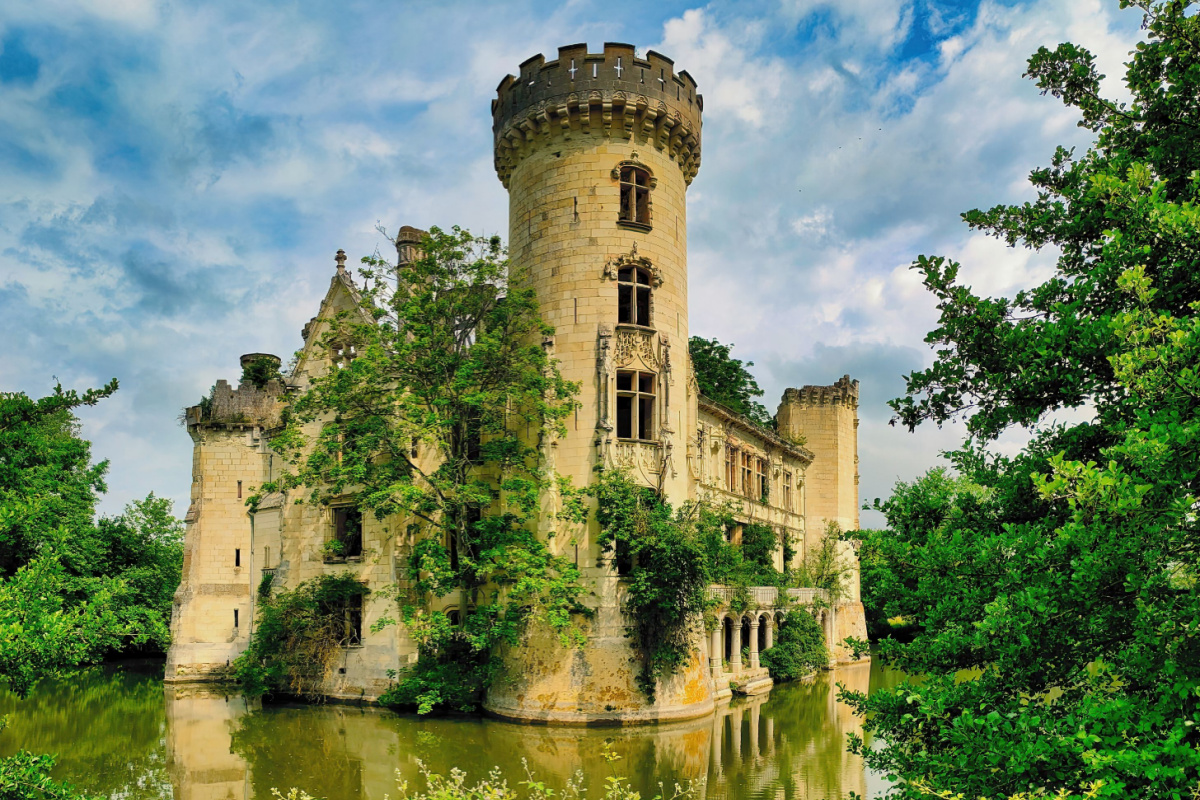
[760,609,828,682]
[233,573,368,699]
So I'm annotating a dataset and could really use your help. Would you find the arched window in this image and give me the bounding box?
[618,166,651,228]
[618,266,652,326]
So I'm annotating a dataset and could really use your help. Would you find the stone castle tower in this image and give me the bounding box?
[166,43,867,724]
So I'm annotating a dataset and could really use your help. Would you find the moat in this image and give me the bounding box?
[0,660,902,800]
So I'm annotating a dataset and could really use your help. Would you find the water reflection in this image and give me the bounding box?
[0,661,903,800]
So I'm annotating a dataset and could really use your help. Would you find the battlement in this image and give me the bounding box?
[781,375,859,410]
[184,355,286,429]
[492,43,703,188]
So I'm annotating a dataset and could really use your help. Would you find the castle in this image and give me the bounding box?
[166,43,867,724]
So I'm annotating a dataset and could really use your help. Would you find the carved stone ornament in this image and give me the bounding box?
[614,327,661,370]
[602,243,663,287]
[610,159,659,189]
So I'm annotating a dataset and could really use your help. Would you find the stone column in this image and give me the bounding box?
[710,624,723,678]
[765,616,774,650]
[749,704,760,755]
[749,618,760,669]
[730,709,743,758]
[730,621,743,672]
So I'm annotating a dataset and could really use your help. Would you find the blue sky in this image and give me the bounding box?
[0,0,1144,525]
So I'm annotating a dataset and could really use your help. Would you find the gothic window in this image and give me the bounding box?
[331,506,363,559]
[726,445,738,492]
[616,370,656,440]
[617,266,652,326]
[741,452,754,498]
[330,341,357,369]
[618,165,651,228]
[782,471,793,512]
[757,458,769,502]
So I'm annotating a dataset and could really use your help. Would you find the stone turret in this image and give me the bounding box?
[167,356,285,682]
[777,375,860,538]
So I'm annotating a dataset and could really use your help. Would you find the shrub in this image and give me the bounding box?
[233,573,368,699]
[760,609,828,682]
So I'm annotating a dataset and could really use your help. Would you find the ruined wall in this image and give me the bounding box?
[166,372,283,681]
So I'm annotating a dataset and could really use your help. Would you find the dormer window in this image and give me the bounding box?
[618,166,651,229]
[618,267,652,326]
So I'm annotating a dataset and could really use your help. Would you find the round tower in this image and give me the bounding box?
[487,44,709,723]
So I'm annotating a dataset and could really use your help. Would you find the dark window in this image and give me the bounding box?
[619,166,651,227]
[757,458,769,501]
[726,445,738,492]
[616,370,655,440]
[237,480,242,499]
[741,452,754,498]
[235,548,241,567]
[332,506,363,558]
[447,608,461,626]
[233,609,239,628]
[338,594,363,647]
[617,267,652,326]
[614,539,634,576]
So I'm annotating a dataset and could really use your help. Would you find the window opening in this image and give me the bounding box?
[332,506,363,558]
[333,594,363,647]
[616,370,656,440]
[617,266,652,326]
[233,609,239,628]
[264,546,271,569]
[235,548,241,567]
[782,472,793,512]
[618,166,651,227]
[726,445,738,492]
[757,458,769,501]
[741,452,754,498]
[330,341,357,369]
[237,480,242,499]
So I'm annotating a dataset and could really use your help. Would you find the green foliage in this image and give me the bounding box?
[253,226,585,713]
[589,470,711,698]
[241,356,282,389]
[0,749,97,800]
[760,610,827,682]
[688,337,772,428]
[789,523,848,603]
[739,523,777,578]
[379,621,493,714]
[233,573,368,700]
[847,4,1200,798]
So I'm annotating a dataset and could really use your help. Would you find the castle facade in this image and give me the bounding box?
[166,43,867,724]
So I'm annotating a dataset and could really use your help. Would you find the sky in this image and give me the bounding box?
[0,0,1146,526]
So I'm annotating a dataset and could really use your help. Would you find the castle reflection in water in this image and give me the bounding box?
[164,661,891,800]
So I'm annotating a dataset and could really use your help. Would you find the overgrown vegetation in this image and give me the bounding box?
[0,380,183,800]
[590,469,842,696]
[760,609,828,682]
[845,3,1200,797]
[241,356,283,389]
[252,226,586,713]
[233,573,368,700]
[688,337,772,428]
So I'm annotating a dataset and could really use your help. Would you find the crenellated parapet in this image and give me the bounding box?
[492,43,703,188]
[781,375,859,411]
[183,354,286,430]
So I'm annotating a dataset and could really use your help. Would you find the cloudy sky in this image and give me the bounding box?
[0,0,1145,525]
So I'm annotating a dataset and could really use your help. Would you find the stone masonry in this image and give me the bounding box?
[167,42,869,723]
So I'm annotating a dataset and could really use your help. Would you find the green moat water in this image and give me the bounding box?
[0,661,904,799]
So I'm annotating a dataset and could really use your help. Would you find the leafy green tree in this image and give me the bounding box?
[688,337,772,427]
[846,3,1200,798]
[760,609,827,682]
[257,226,585,712]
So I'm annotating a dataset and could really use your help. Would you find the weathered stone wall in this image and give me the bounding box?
[167,374,283,681]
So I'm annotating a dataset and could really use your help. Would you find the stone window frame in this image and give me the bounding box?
[617,265,653,327]
[740,451,754,498]
[327,503,364,561]
[615,369,657,441]
[782,470,794,512]
[612,160,657,231]
[725,443,738,492]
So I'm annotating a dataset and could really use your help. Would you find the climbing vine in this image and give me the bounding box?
[233,573,369,700]
[760,609,828,682]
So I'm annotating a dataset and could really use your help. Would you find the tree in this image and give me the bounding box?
[845,3,1200,798]
[688,337,772,427]
[256,226,586,712]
